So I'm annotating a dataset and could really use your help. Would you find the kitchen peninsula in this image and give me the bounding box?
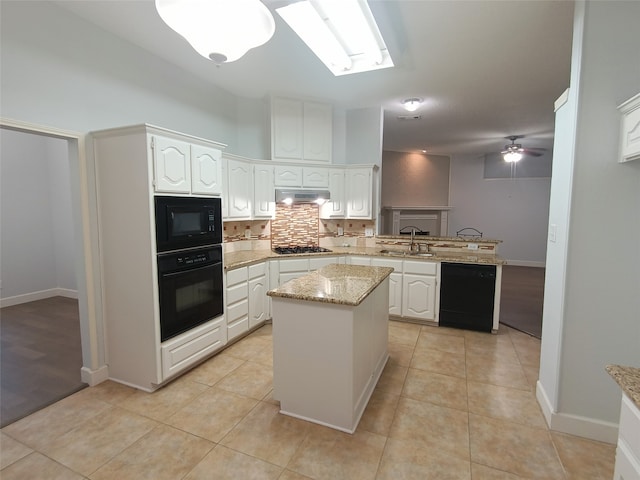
[267,264,393,433]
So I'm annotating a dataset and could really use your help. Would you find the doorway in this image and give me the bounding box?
[0,126,91,426]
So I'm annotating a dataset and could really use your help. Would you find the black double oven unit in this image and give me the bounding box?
[155,196,223,342]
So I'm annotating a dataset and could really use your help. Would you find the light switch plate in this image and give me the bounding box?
[467,243,479,250]
[337,227,344,236]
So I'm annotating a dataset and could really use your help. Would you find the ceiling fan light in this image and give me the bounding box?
[402,98,422,112]
[503,151,522,162]
[155,0,275,64]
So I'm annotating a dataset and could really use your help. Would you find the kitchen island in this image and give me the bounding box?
[267,264,393,433]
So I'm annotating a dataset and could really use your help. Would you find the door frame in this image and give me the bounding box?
[1,117,107,385]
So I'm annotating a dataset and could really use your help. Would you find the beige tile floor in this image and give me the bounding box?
[1,321,616,479]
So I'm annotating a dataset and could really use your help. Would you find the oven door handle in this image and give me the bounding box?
[160,261,222,278]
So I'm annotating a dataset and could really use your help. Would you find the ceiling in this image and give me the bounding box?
[53,0,574,157]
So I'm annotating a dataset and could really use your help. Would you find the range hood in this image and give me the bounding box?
[275,189,330,205]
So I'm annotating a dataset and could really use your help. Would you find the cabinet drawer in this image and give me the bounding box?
[278,258,309,272]
[371,257,403,272]
[161,317,225,380]
[309,256,340,270]
[349,256,371,266]
[404,260,437,275]
[227,316,249,341]
[248,262,267,279]
[227,299,248,323]
[226,267,248,286]
[227,282,248,305]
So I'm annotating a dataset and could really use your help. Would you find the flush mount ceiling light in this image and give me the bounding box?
[155,0,275,65]
[402,98,422,112]
[502,136,524,162]
[276,0,393,76]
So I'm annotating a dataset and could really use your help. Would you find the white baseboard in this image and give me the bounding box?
[0,287,79,308]
[536,380,618,444]
[81,365,109,386]
[505,260,546,268]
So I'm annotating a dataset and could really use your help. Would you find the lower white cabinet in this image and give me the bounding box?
[614,394,640,480]
[348,256,372,266]
[277,258,310,285]
[309,256,344,270]
[161,316,226,380]
[248,263,269,328]
[371,258,403,316]
[402,261,438,321]
[226,267,249,341]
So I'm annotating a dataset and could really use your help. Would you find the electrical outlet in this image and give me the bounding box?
[244,229,251,239]
[365,227,373,237]
[337,227,344,236]
[467,243,479,250]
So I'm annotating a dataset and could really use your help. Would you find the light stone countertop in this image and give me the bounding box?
[223,246,505,271]
[606,365,640,409]
[266,264,394,306]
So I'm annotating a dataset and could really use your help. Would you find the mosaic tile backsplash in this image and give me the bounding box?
[271,204,319,248]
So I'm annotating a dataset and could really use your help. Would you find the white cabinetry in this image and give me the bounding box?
[152,135,224,195]
[303,167,329,187]
[349,256,371,266]
[320,168,345,218]
[226,157,252,219]
[253,164,275,219]
[309,256,343,270]
[91,124,226,391]
[618,92,640,163]
[346,167,374,219]
[274,165,329,188]
[226,267,249,341]
[271,96,332,163]
[614,394,640,480]
[371,258,403,316]
[402,261,438,321]
[248,263,269,328]
[277,258,310,285]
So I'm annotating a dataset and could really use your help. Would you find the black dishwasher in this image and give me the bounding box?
[439,262,496,332]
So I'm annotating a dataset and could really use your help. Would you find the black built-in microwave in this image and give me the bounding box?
[155,196,222,252]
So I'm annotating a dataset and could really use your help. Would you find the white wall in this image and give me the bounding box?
[449,154,551,266]
[538,0,640,442]
[0,129,75,303]
[0,1,239,150]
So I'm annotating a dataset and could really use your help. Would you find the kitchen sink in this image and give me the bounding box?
[408,252,434,257]
[379,249,407,256]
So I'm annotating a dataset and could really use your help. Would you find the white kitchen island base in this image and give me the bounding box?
[270,272,390,434]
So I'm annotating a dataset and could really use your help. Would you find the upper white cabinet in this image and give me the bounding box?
[191,144,223,195]
[253,164,275,219]
[618,92,640,163]
[271,96,332,163]
[320,168,345,218]
[226,157,252,219]
[303,167,329,188]
[152,135,223,195]
[346,167,373,219]
[274,165,303,187]
[152,136,191,193]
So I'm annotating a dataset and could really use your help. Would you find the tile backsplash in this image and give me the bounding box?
[271,204,319,248]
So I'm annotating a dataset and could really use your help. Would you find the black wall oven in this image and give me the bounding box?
[155,196,222,252]
[155,196,224,342]
[157,245,224,342]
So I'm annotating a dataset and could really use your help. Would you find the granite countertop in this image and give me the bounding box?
[266,264,394,306]
[606,364,640,409]
[224,246,505,271]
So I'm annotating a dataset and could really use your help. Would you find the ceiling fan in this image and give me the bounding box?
[501,135,545,162]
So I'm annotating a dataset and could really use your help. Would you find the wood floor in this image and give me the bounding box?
[499,265,545,338]
[0,297,86,428]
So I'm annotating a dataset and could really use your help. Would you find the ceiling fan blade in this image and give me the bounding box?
[522,149,544,157]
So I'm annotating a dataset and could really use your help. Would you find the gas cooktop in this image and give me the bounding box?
[273,246,333,255]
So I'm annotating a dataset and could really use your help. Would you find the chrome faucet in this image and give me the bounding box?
[410,228,418,252]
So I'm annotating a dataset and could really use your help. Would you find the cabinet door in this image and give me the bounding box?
[402,274,436,320]
[191,144,222,195]
[303,167,329,187]
[349,256,371,266]
[371,258,403,316]
[346,168,372,219]
[272,97,303,161]
[320,168,345,218]
[153,136,191,193]
[254,164,275,218]
[274,165,303,187]
[227,159,252,219]
[303,102,332,162]
[248,276,268,328]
